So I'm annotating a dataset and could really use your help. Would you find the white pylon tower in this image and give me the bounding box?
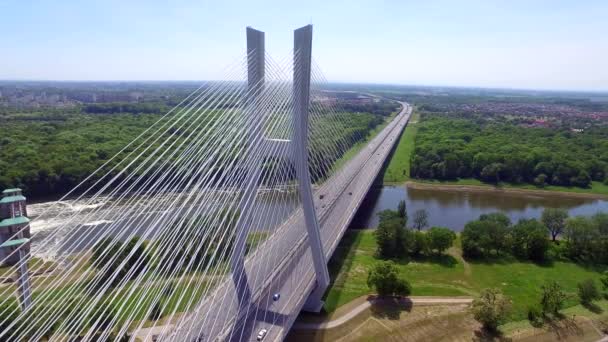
[228,24,329,313]
[292,24,330,312]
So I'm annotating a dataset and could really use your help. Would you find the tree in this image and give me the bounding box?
[412,209,429,231]
[411,231,429,256]
[462,219,510,258]
[397,200,408,226]
[511,219,549,261]
[541,208,568,241]
[577,279,600,306]
[480,163,503,183]
[471,288,512,332]
[90,237,150,287]
[564,216,600,262]
[375,217,397,259]
[540,281,566,316]
[479,212,511,228]
[426,227,456,254]
[534,173,547,187]
[593,212,608,235]
[0,301,20,339]
[374,209,407,259]
[367,261,411,297]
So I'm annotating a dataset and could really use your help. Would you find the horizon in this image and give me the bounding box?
[2,79,608,95]
[1,0,608,91]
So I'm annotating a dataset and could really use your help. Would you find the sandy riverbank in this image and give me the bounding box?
[405,181,608,200]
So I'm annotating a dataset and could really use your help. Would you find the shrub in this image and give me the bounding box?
[527,305,543,326]
[471,288,512,332]
[578,279,600,305]
[367,260,412,297]
[540,281,566,316]
[601,271,608,299]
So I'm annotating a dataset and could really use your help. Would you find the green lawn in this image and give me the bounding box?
[382,110,420,183]
[322,230,608,323]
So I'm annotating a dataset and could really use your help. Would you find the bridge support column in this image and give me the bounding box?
[293,24,330,312]
[229,26,265,311]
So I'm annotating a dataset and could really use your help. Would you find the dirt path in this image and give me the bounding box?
[293,296,473,330]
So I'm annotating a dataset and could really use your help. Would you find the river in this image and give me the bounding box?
[350,184,608,231]
[23,184,608,256]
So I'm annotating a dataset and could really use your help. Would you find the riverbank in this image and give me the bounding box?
[405,180,608,200]
[322,230,607,322]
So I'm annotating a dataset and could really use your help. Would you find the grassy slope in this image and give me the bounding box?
[382,110,419,183]
[322,230,607,322]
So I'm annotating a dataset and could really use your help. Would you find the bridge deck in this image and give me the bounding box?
[170,102,412,341]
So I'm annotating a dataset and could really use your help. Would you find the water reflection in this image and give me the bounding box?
[351,185,608,231]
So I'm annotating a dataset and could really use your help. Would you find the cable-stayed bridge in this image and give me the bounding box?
[0,25,411,341]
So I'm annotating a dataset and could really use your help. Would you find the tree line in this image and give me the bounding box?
[410,113,608,188]
[462,209,608,264]
[0,102,390,200]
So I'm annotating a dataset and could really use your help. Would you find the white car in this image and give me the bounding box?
[257,328,268,341]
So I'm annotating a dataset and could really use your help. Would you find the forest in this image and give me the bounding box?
[0,100,397,199]
[410,112,608,188]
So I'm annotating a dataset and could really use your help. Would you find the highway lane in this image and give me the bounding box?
[168,102,412,341]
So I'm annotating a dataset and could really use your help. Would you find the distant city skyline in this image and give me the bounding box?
[1,0,607,91]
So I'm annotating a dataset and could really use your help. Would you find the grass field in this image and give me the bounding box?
[322,230,608,323]
[382,110,419,183]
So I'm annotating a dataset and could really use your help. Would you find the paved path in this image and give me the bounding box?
[293,296,473,330]
[596,335,608,342]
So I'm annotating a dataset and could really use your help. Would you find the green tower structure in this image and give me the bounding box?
[0,188,32,310]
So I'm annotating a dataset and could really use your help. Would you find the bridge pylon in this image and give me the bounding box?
[228,24,329,315]
[229,26,265,311]
[293,24,330,312]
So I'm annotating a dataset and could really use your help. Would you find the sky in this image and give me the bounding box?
[1,0,607,91]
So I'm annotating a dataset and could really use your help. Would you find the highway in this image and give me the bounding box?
[169,101,413,341]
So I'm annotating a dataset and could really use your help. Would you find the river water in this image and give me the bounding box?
[23,184,608,256]
[26,190,299,256]
[350,185,608,231]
